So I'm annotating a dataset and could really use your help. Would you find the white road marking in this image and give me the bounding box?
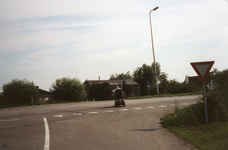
[43,118,50,150]
[134,108,142,110]
[54,115,63,117]
[146,107,155,109]
[0,119,19,123]
[72,113,81,116]
[105,110,114,112]
[158,105,167,108]
[120,109,129,111]
[89,112,98,114]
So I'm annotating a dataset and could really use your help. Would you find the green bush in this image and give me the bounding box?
[50,77,87,102]
[160,103,205,127]
[1,79,40,107]
[204,69,228,122]
[161,69,228,128]
[166,79,200,94]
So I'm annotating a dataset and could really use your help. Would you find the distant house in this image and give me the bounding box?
[185,76,203,87]
[185,75,216,89]
[84,79,140,98]
[36,87,52,102]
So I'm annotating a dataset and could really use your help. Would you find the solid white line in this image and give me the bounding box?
[43,118,50,150]
[0,119,19,123]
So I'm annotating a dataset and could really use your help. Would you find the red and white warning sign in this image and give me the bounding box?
[190,61,215,82]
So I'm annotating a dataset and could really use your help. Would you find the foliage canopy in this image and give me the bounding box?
[50,77,86,102]
[1,79,40,107]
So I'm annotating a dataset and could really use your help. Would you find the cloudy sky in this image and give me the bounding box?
[0,0,228,91]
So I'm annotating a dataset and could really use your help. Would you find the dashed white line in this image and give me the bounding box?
[54,115,63,117]
[134,108,142,110]
[43,118,50,150]
[89,112,98,114]
[72,113,81,116]
[120,109,129,111]
[158,105,167,108]
[146,107,155,109]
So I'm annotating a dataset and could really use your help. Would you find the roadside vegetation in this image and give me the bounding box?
[0,62,201,107]
[0,77,87,108]
[0,79,40,108]
[160,69,228,150]
[49,77,86,102]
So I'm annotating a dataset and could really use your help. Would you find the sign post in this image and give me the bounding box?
[190,61,215,123]
[147,80,150,95]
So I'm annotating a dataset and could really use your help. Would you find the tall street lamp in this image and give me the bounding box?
[149,6,159,95]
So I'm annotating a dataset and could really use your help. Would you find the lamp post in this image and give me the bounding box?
[149,6,159,95]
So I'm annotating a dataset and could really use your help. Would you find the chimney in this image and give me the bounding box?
[98,76,100,80]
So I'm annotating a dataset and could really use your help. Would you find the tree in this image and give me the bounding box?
[110,71,132,80]
[159,72,169,94]
[49,77,86,102]
[1,79,40,106]
[132,62,161,95]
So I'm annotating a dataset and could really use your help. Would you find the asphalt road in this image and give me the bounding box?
[0,95,201,150]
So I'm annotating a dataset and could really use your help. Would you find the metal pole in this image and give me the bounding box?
[31,87,33,105]
[203,82,208,122]
[149,7,159,95]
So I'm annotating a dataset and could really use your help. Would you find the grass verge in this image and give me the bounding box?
[168,122,228,150]
[160,101,228,150]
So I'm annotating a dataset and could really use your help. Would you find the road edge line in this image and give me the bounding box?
[43,118,50,150]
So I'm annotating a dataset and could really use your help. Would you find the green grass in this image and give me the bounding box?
[168,122,228,150]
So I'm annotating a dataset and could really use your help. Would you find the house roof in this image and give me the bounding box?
[39,89,50,94]
[84,79,139,86]
[187,76,203,87]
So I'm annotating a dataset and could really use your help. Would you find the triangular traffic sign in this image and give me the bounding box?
[190,61,215,82]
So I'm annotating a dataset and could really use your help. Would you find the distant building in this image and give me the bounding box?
[185,76,203,87]
[84,79,140,98]
[36,86,52,102]
[185,75,216,90]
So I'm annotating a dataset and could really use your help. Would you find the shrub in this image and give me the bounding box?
[50,77,87,102]
[160,102,205,127]
[204,69,228,122]
[1,79,40,107]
